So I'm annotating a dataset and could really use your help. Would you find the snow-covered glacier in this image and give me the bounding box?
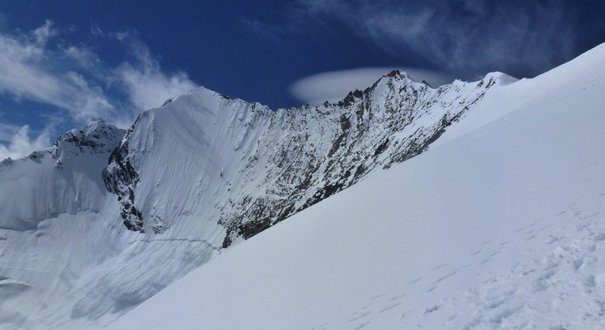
[2,43,605,329]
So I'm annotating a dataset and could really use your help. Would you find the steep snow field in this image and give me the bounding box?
[0,123,127,328]
[107,44,605,329]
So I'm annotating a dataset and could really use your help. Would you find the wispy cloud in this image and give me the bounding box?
[0,22,198,122]
[0,22,115,122]
[0,124,51,160]
[0,21,198,159]
[241,19,282,41]
[290,67,452,105]
[115,37,196,111]
[32,20,56,46]
[286,0,576,78]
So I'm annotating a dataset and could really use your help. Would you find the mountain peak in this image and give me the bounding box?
[386,69,406,78]
[51,121,125,166]
[481,71,518,86]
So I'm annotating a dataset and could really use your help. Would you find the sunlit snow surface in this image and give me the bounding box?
[107,44,605,329]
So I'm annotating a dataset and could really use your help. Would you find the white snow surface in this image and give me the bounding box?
[107,44,605,329]
[0,122,128,328]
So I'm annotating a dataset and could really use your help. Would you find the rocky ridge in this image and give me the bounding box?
[103,70,513,247]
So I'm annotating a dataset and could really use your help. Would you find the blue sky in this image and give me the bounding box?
[1,0,604,159]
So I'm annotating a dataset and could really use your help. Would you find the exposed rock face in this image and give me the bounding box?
[52,121,125,167]
[103,123,144,232]
[103,70,507,247]
[218,72,501,246]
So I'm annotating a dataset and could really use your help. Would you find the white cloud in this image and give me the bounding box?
[0,123,17,141]
[290,67,453,105]
[32,20,55,46]
[0,124,51,161]
[0,21,116,122]
[118,65,196,111]
[116,41,196,111]
[62,45,103,70]
[0,20,199,156]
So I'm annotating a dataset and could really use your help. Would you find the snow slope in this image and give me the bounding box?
[107,44,605,329]
[0,123,126,328]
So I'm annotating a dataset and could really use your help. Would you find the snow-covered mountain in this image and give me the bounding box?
[103,69,511,246]
[0,122,124,231]
[1,43,604,329]
[106,43,605,329]
[0,123,126,328]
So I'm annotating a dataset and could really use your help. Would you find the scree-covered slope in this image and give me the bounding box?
[107,44,605,329]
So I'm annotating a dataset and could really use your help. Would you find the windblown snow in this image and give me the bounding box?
[2,43,605,329]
